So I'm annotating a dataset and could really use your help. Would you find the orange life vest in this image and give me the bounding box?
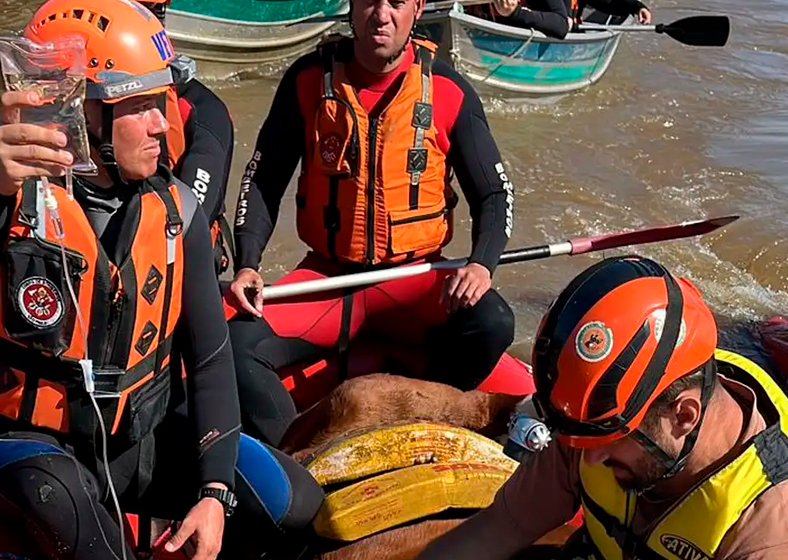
[0,170,197,445]
[164,86,186,171]
[296,36,457,266]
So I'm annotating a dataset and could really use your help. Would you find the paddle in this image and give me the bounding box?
[260,215,739,301]
[579,15,730,47]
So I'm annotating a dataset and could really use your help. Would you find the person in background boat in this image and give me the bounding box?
[0,1,323,559]
[227,0,516,446]
[415,255,788,560]
[141,0,236,276]
[466,0,574,40]
[573,0,652,26]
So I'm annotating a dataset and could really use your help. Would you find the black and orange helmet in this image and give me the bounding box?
[532,255,717,449]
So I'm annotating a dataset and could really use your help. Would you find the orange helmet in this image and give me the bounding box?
[532,255,717,449]
[23,0,175,104]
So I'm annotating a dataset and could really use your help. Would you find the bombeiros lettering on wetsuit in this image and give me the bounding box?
[235,149,262,229]
[495,162,515,239]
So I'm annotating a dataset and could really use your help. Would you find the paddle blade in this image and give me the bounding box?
[572,215,739,254]
[657,15,730,47]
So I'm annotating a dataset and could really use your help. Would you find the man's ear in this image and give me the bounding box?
[83,100,103,138]
[670,392,702,439]
[414,0,426,20]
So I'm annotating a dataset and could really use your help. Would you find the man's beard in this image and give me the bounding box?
[605,430,678,492]
[605,456,670,492]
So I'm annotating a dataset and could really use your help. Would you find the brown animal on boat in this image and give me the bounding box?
[281,373,577,560]
[280,373,524,459]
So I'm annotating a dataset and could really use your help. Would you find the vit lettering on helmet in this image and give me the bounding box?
[191,168,210,205]
[150,29,174,61]
[235,151,262,227]
[495,162,514,238]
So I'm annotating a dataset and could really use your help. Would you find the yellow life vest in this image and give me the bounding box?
[578,348,788,560]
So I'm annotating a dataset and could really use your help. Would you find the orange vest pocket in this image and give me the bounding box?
[387,202,451,256]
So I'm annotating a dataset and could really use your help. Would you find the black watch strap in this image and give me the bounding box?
[198,487,237,517]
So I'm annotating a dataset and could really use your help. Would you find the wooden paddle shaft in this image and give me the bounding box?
[579,23,657,31]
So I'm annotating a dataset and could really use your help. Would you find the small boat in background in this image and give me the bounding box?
[418,5,633,99]
[166,0,348,69]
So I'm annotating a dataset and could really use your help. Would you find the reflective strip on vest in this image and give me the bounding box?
[579,349,788,560]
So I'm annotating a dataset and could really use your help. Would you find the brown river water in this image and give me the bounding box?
[2,0,787,365]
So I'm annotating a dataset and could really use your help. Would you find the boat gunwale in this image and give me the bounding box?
[167,0,348,28]
[165,20,338,49]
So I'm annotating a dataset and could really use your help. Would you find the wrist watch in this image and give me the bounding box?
[198,486,237,517]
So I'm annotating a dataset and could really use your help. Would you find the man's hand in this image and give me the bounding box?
[440,263,492,313]
[165,483,228,560]
[492,0,519,17]
[228,267,264,317]
[637,7,652,24]
[0,91,74,196]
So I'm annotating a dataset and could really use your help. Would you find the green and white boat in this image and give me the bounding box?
[166,0,349,66]
[418,5,633,99]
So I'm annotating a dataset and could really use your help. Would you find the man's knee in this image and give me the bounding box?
[456,288,515,350]
[235,434,324,533]
[229,315,274,367]
[0,440,101,556]
[478,288,515,345]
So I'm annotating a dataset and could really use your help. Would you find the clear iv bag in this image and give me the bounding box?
[0,34,97,175]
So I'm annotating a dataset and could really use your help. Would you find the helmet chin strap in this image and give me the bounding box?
[87,103,128,187]
[630,359,717,493]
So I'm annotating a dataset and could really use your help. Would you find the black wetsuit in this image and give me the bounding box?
[466,0,571,39]
[171,78,236,274]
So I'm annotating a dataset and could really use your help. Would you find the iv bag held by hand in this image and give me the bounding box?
[0,34,97,175]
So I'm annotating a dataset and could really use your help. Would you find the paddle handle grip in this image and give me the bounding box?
[498,243,572,264]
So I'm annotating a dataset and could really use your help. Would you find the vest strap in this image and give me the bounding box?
[753,424,788,485]
[321,45,341,259]
[324,176,341,259]
[19,179,43,237]
[408,45,434,210]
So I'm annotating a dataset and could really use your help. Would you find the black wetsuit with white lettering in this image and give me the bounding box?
[174,79,234,226]
[230,41,516,445]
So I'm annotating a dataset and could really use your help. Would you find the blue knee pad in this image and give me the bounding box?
[236,433,292,524]
[0,439,66,471]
